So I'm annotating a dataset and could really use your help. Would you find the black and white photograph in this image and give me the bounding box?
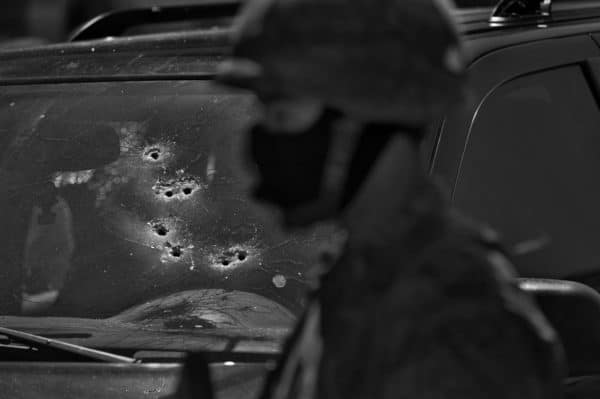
[0,0,594,398]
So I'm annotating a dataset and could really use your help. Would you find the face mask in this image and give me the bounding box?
[247,107,343,212]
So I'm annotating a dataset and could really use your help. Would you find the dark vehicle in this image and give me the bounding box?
[438,0,600,282]
[2,0,600,397]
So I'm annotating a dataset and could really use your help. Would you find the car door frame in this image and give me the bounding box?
[430,27,600,199]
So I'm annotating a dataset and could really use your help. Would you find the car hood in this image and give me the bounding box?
[0,289,294,354]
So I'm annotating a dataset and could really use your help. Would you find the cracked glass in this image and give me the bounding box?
[0,80,340,353]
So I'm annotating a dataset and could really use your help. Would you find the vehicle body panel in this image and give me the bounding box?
[0,361,269,399]
[434,34,600,193]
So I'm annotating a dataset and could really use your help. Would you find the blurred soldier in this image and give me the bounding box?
[218,0,565,398]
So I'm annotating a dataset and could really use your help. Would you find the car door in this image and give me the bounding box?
[433,33,600,279]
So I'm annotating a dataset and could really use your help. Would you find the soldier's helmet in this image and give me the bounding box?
[218,0,468,125]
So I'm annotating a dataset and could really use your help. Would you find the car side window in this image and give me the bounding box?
[454,65,600,278]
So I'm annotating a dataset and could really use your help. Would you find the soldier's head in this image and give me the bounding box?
[219,0,467,132]
[217,0,467,225]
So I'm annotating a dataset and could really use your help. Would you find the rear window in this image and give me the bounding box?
[454,66,600,278]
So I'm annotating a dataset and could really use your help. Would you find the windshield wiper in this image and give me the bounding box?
[0,326,136,363]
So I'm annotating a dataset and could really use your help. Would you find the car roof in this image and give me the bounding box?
[2,1,600,85]
[0,29,230,85]
[455,1,600,34]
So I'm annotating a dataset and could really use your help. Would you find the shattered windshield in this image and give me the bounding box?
[0,80,337,351]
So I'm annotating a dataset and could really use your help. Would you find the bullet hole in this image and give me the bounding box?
[152,223,169,236]
[217,248,249,268]
[170,246,183,257]
[153,177,202,201]
[144,146,166,162]
[165,242,183,258]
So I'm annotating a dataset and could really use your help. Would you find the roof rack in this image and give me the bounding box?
[69,1,242,42]
[490,0,552,23]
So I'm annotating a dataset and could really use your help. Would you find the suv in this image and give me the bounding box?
[1,0,600,397]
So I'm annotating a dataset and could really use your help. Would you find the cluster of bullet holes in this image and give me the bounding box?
[163,187,193,199]
[153,177,200,201]
[149,221,188,262]
[218,249,248,267]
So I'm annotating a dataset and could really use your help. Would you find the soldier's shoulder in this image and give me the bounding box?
[444,209,503,248]
[417,210,519,284]
[432,210,509,258]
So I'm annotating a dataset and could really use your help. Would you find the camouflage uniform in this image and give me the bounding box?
[219,0,565,397]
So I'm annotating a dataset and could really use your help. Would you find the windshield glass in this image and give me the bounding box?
[0,80,338,351]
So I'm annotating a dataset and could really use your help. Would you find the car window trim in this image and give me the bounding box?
[0,73,216,86]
